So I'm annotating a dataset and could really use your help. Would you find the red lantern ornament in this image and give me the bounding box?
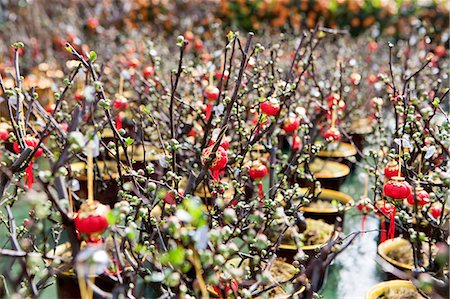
[143,65,154,79]
[86,18,99,31]
[406,187,430,206]
[0,130,9,141]
[356,196,371,233]
[113,96,128,130]
[204,85,220,120]
[323,127,341,142]
[383,177,411,200]
[430,205,442,219]
[384,160,401,179]
[13,137,43,188]
[74,201,110,243]
[201,145,228,182]
[375,200,396,242]
[249,161,268,202]
[283,116,300,134]
[260,97,280,116]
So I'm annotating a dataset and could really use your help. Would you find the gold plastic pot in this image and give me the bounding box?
[209,258,304,298]
[293,188,353,225]
[365,280,422,299]
[317,142,357,159]
[297,159,350,190]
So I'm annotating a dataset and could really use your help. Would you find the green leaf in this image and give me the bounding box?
[89,51,97,62]
[125,137,134,146]
[161,246,186,266]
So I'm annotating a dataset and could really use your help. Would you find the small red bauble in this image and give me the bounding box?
[86,18,99,30]
[383,176,411,200]
[127,58,140,68]
[283,116,300,133]
[14,137,43,158]
[323,127,341,142]
[113,96,129,110]
[74,201,109,236]
[204,85,220,101]
[434,45,446,58]
[0,130,9,141]
[384,160,401,179]
[249,161,268,181]
[215,70,229,81]
[430,205,442,219]
[406,187,430,206]
[260,98,280,116]
[143,66,154,78]
[184,31,195,42]
[201,145,228,181]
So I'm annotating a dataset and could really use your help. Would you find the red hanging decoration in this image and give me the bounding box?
[201,144,228,182]
[383,177,411,200]
[356,197,371,233]
[375,200,396,242]
[384,160,401,179]
[406,187,430,206]
[74,201,110,243]
[260,97,280,116]
[283,115,300,133]
[113,96,129,110]
[430,205,442,219]
[323,127,342,142]
[204,85,220,121]
[115,112,123,130]
[292,135,302,151]
[143,65,154,79]
[326,93,346,112]
[13,137,43,189]
[249,161,268,202]
[164,190,184,205]
[0,130,9,141]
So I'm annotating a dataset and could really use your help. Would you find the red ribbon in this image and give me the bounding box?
[115,113,123,130]
[361,214,367,233]
[380,217,387,243]
[25,162,34,189]
[205,103,213,121]
[388,206,396,240]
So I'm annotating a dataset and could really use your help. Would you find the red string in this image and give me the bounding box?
[380,217,387,243]
[388,206,396,239]
[205,103,213,120]
[25,162,34,188]
[258,182,264,199]
[115,113,122,130]
[361,214,367,233]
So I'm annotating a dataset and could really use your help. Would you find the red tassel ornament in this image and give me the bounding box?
[249,161,268,202]
[375,200,396,242]
[204,85,219,120]
[13,137,43,188]
[201,144,228,182]
[356,196,371,233]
